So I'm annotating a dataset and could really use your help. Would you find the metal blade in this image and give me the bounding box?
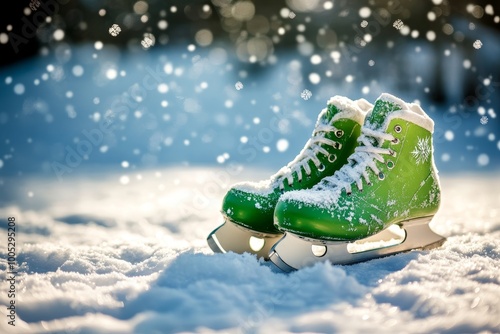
[270,216,446,271]
[207,220,283,260]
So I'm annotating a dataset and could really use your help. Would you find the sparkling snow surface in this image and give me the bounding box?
[0,167,499,333]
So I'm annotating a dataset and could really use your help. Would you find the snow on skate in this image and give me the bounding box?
[270,93,446,271]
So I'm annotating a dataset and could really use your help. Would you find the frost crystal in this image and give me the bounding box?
[411,137,431,165]
[480,116,488,125]
[473,39,482,49]
[109,24,121,37]
[141,33,155,49]
[301,89,312,100]
[393,19,404,30]
[235,81,244,90]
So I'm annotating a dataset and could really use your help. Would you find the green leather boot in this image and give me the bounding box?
[271,93,446,271]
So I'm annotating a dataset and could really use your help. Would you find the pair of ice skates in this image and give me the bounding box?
[207,93,446,272]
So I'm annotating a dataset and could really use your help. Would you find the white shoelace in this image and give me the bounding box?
[274,123,342,190]
[318,127,396,193]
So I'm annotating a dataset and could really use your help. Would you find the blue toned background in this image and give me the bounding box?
[0,0,499,193]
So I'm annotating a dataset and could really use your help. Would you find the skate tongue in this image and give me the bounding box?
[365,93,406,131]
[319,96,356,124]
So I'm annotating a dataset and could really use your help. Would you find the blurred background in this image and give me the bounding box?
[0,0,499,189]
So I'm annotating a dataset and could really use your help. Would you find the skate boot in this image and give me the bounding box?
[207,96,372,259]
[271,93,446,271]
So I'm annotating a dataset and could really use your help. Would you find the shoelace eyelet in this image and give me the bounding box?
[328,154,337,163]
[392,137,399,144]
[333,142,342,150]
[387,160,394,169]
[335,130,344,138]
[317,164,325,172]
[394,125,402,133]
[378,172,385,180]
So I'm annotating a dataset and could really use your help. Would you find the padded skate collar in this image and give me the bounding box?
[322,95,370,126]
[366,93,434,133]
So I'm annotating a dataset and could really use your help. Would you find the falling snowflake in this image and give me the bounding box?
[480,116,488,125]
[361,20,368,28]
[411,137,431,165]
[141,33,155,49]
[29,0,41,11]
[393,19,404,30]
[235,81,243,90]
[109,24,121,37]
[301,89,312,100]
[473,40,482,49]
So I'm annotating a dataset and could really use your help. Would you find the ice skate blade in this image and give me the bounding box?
[269,216,446,272]
[207,220,283,260]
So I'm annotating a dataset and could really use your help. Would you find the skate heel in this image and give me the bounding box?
[207,220,283,260]
[269,216,446,272]
[400,216,446,250]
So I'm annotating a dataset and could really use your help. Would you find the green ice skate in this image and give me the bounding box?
[271,93,446,271]
[207,96,372,259]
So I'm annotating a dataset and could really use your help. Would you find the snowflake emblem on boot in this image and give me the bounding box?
[411,137,431,164]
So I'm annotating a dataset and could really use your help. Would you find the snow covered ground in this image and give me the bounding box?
[1,166,499,333]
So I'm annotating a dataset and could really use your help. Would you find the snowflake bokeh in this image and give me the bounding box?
[301,89,312,100]
[0,0,499,178]
[109,24,121,37]
[393,19,404,30]
[29,0,40,11]
[141,33,155,49]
